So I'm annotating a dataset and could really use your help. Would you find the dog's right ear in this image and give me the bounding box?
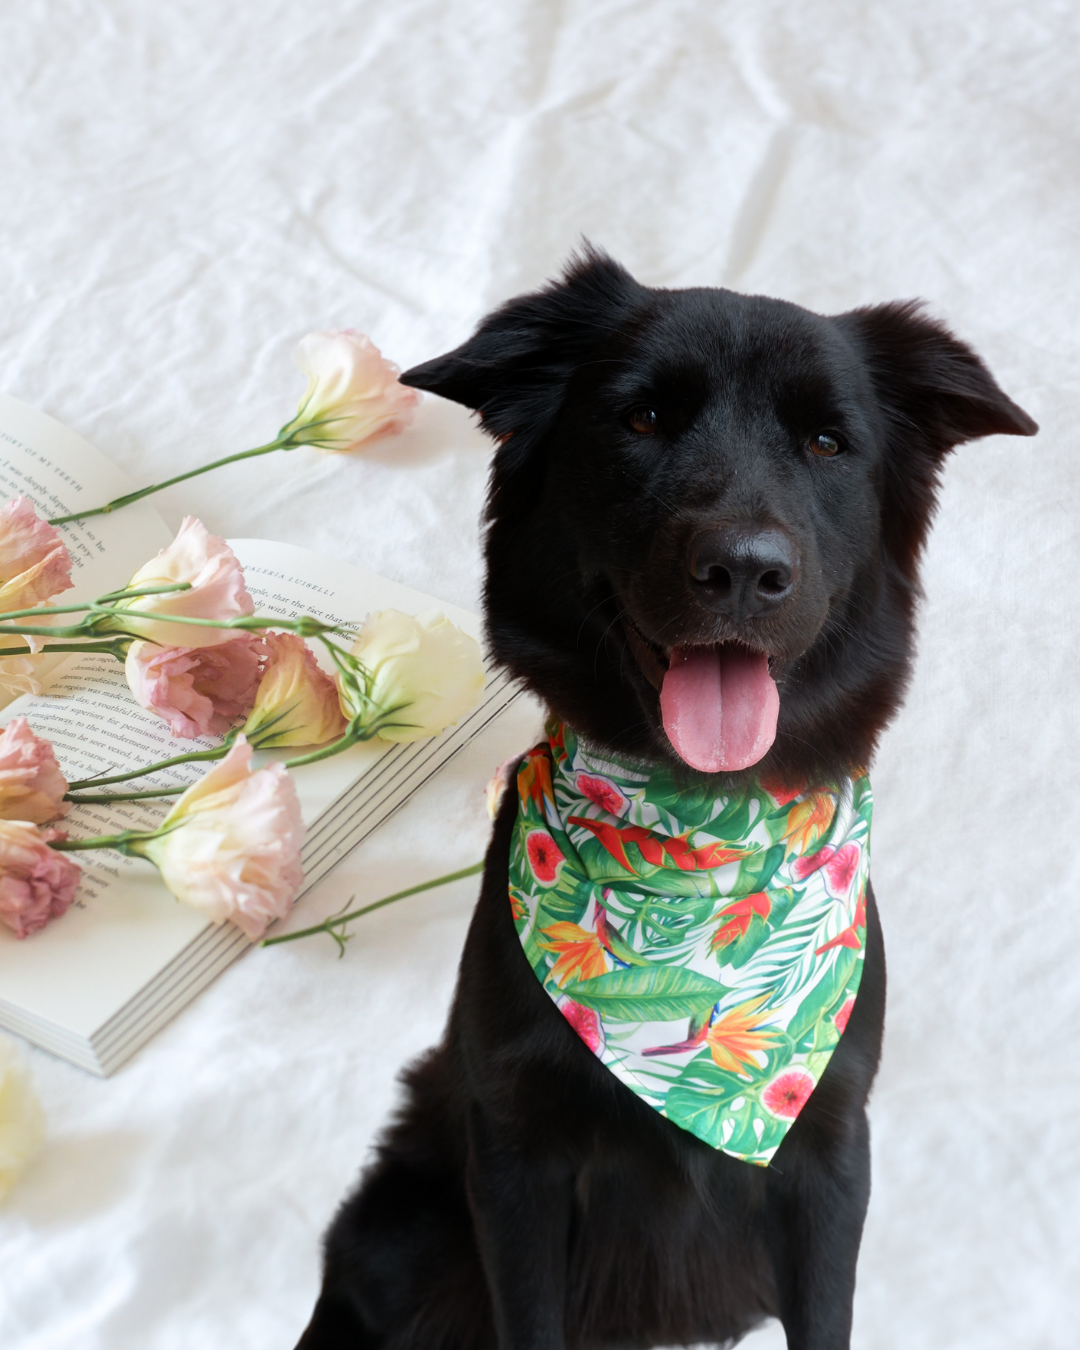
[401,247,642,512]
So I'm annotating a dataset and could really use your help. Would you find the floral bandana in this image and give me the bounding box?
[508,723,872,1167]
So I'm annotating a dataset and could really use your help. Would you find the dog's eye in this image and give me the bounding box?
[628,407,660,435]
[810,432,841,457]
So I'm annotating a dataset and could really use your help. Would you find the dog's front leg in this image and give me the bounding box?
[465,1103,573,1350]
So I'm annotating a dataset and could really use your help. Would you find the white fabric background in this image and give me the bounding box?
[0,2,1077,1346]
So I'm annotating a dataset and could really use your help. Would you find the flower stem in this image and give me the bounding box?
[260,862,484,948]
[65,787,186,804]
[47,442,286,526]
[0,640,132,658]
[66,743,230,792]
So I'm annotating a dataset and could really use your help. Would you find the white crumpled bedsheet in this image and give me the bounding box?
[0,2,1077,1346]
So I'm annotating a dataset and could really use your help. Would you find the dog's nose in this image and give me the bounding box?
[687,527,797,619]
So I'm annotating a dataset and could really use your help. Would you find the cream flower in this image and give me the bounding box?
[134,737,305,940]
[99,517,254,649]
[0,1036,45,1202]
[340,609,485,742]
[125,634,264,739]
[277,330,420,452]
[242,632,347,748]
[0,656,45,700]
[0,717,69,823]
[0,821,81,938]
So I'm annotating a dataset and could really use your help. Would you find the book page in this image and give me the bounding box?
[0,394,174,604]
[0,536,487,1037]
[0,394,174,704]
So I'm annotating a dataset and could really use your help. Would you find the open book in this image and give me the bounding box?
[0,395,520,1075]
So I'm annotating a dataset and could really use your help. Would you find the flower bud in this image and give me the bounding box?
[242,632,347,748]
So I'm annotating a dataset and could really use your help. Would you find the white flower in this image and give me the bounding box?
[278,330,420,452]
[0,1035,45,1202]
[340,609,485,742]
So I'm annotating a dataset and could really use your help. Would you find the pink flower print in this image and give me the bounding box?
[526,830,564,885]
[559,998,604,1053]
[575,773,627,816]
[833,996,857,1035]
[762,1068,816,1120]
[791,842,860,897]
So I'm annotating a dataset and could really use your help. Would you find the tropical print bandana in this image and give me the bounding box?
[508,723,872,1167]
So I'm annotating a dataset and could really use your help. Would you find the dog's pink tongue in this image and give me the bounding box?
[660,646,779,772]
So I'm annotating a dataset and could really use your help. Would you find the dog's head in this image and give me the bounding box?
[402,249,1036,785]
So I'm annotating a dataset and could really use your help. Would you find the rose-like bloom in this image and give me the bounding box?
[0,717,69,823]
[241,632,346,748]
[0,821,81,938]
[133,737,304,940]
[125,634,264,739]
[340,609,485,742]
[277,330,420,452]
[0,499,73,680]
[0,1035,45,1202]
[484,756,521,821]
[0,497,73,616]
[97,517,254,649]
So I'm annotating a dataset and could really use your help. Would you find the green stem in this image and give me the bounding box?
[0,583,190,625]
[66,742,230,791]
[261,862,485,947]
[48,441,286,526]
[0,640,131,658]
[49,828,157,853]
[65,786,186,804]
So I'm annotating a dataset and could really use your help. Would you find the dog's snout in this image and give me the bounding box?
[687,527,797,619]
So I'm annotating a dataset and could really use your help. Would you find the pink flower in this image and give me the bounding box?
[133,737,305,940]
[100,517,254,649]
[833,996,857,1035]
[0,497,73,615]
[125,635,264,739]
[241,632,347,748]
[791,841,861,897]
[762,1068,817,1120]
[575,773,627,817]
[0,718,69,823]
[558,998,604,1053]
[0,821,81,938]
[278,330,421,451]
[526,830,564,885]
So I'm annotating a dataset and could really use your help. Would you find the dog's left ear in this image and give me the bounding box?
[401,247,643,514]
[838,300,1038,574]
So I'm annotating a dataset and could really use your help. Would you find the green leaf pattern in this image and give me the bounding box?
[508,722,873,1167]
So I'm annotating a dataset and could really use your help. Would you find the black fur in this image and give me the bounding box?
[296,250,1035,1350]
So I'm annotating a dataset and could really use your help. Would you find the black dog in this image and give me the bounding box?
[296,250,1035,1350]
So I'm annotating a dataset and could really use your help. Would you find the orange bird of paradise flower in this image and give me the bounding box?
[705,996,782,1074]
[782,790,836,855]
[517,749,555,816]
[537,920,609,987]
